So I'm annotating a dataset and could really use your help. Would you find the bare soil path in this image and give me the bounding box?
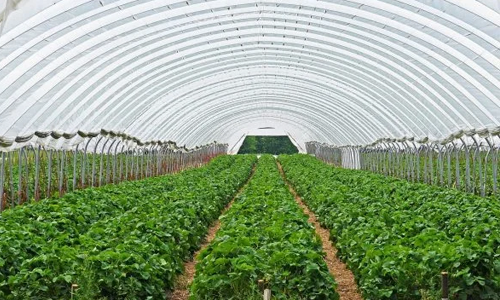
[169,165,257,300]
[277,162,364,300]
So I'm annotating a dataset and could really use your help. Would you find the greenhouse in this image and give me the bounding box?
[0,0,500,299]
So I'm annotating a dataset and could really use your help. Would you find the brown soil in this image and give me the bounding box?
[169,165,256,300]
[277,162,364,300]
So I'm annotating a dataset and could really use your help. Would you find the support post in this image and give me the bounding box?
[442,272,449,300]
[35,145,41,200]
[0,152,5,211]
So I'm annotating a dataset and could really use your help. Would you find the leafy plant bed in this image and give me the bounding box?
[278,154,500,300]
[190,155,339,300]
[0,155,257,299]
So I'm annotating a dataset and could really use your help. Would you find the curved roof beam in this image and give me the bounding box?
[35,25,467,133]
[217,118,313,150]
[95,51,425,134]
[0,0,498,146]
[129,72,400,138]
[3,10,496,131]
[0,3,496,117]
[2,15,492,130]
[178,108,332,148]
[70,45,443,136]
[188,114,319,147]
[150,87,379,145]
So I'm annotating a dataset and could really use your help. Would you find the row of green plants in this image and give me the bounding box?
[0,155,256,299]
[360,150,499,197]
[279,154,500,300]
[237,136,299,154]
[190,155,339,300]
[1,149,191,209]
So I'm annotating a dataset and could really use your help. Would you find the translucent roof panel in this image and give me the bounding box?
[0,0,500,150]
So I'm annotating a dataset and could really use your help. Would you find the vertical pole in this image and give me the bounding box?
[383,143,388,176]
[131,148,136,179]
[167,148,172,174]
[263,289,271,300]
[441,272,449,300]
[484,136,494,196]
[0,152,5,211]
[98,139,110,187]
[158,148,162,175]
[137,148,141,179]
[423,146,429,184]
[112,142,120,184]
[82,138,93,188]
[171,150,175,173]
[55,150,60,196]
[9,151,14,206]
[416,147,421,183]
[166,150,170,174]
[132,148,136,179]
[470,136,484,197]
[456,144,461,190]
[125,147,129,180]
[146,146,151,177]
[140,148,144,179]
[18,147,23,205]
[47,149,52,198]
[409,143,415,182]
[117,144,124,183]
[484,147,491,197]
[91,136,104,187]
[461,138,471,193]
[119,145,125,183]
[470,136,479,194]
[156,148,161,176]
[108,140,118,184]
[59,150,65,196]
[446,144,452,188]
[438,145,444,186]
[35,145,40,200]
[387,144,393,176]
[493,139,498,196]
[24,148,30,203]
[73,145,79,192]
[395,144,402,178]
[429,145,435,185]
[479,145,485,197]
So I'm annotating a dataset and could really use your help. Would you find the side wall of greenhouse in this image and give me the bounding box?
[0,129,228,211]
[307,127,500,198]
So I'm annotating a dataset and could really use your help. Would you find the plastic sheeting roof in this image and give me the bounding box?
[0,0,499,150]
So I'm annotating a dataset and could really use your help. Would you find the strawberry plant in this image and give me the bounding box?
[0,155,257,299]
[190,155,339,300]
[279,154,500,300]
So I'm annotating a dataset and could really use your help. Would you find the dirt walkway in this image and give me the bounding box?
[277,162,363,300]
[169,165,256,300]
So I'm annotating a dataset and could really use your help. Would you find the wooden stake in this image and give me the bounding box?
[442,272,449,300]
[263,289,271,300]
[71,284,79,300]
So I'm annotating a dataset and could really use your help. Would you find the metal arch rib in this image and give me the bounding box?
[0,0,498,145]
[145,88,384,145]
[0,2,492,134]
[183,113,329,148]
[172,107,347,147]
[92,50,432,136]
[127,71,401,139]
[2,3,496,134]
[32,24,466,134]
[111,57,444,137]
[3,9,496,132]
